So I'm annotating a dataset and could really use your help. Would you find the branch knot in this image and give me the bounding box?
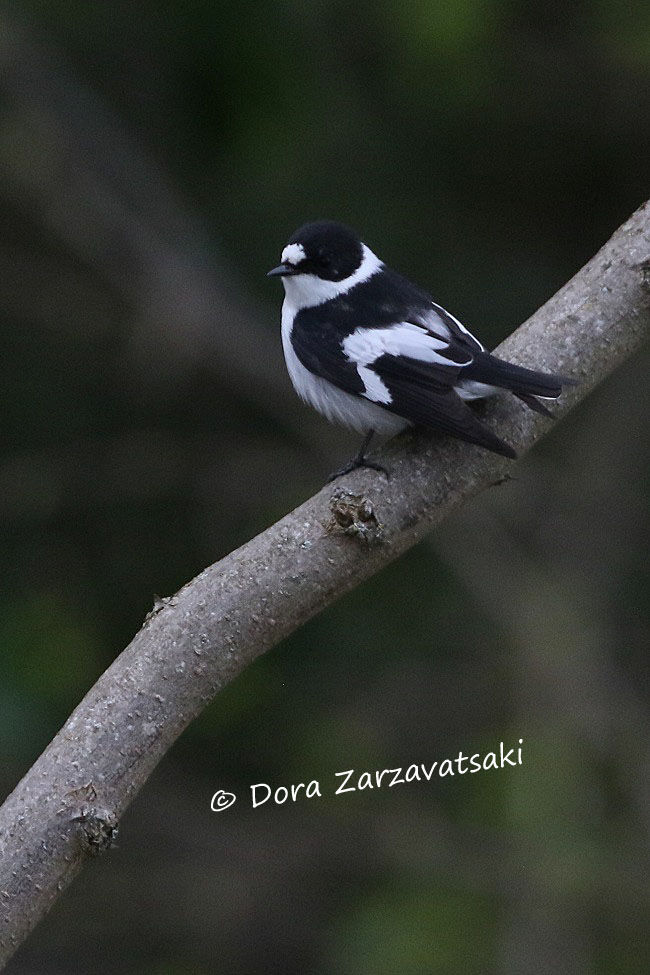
[327,490,383,544]
[66,784,119,856]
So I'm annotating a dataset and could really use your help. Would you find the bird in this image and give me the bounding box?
[268,220,571,478]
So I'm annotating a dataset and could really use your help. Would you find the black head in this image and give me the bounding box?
[267,220,364,281]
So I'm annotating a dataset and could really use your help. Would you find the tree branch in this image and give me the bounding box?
[1,202,648,966]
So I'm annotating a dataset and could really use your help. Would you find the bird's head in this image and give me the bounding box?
[267,220,382,308]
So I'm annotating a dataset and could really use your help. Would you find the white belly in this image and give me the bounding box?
[281,303,408,436]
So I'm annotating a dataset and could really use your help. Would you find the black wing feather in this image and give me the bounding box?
[291,319,364,395]
[373,353,517,458]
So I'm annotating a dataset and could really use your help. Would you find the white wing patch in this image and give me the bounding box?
[356,365,392,404]
[342,322,454,404]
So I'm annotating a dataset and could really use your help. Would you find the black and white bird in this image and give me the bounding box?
[268,220,570,476]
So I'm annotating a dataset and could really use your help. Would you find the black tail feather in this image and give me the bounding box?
[465,351,571,399]
[513,392,555,417]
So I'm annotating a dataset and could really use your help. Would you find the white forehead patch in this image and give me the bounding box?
[281,243,306,266]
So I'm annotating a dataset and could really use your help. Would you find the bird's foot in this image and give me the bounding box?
[326,456,390,483]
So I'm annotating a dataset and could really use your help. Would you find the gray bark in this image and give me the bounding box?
[0,201,648,967]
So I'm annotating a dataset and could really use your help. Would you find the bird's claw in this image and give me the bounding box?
[327,457,390,482]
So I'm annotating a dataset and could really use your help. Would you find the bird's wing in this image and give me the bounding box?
[370,349,516,456]
[340,317,473,391]
[291,308,515,457]
[340,317,516,457]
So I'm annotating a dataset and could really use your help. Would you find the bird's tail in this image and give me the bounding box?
[464,351,574,414]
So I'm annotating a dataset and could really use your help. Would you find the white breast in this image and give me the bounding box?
[281,302,408,436]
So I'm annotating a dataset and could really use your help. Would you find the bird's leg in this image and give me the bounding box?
[327,429,389,482]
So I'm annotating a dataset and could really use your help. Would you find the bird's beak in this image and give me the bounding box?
[267,263,298,277]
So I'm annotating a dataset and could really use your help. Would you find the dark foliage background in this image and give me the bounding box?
[1,2,648,972]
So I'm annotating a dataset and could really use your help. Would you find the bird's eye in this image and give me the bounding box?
[319,255,331,268]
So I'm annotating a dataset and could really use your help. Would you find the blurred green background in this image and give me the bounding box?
[1,1,648,972]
